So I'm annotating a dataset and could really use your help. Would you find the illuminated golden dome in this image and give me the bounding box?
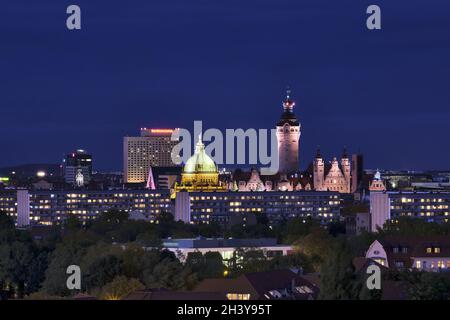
[173,135,228,196]
[183,135,218,174]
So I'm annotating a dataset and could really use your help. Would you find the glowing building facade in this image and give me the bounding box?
[0,189,172,226]
[173,135,227,194]
[313,149,351,193]
[63,149,93,187]
[175,191,341,224]
[370,191,450,232]
[123,128,180,183]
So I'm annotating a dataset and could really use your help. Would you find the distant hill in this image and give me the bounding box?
[0,164,62,178]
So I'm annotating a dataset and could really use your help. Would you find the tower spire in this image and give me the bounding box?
[316,146,322,159]
[283,86,295,111]
[195,133,204,154]
[342,146,348,159]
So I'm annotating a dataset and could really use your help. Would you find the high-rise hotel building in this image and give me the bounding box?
[123,128,180,183]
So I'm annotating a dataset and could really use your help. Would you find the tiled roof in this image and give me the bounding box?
[194,269,319,300]
[243,269,319,299]
[125,289,226,300]
[380,235,450,268]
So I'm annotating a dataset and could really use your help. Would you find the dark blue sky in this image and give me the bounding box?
[1,0,449,171]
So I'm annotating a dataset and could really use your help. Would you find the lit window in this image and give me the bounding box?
[374,259,385,266]
[226,293,250,300]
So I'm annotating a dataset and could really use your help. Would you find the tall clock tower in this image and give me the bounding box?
[276,89,301,174]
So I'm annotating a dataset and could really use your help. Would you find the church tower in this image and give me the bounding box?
[341,148,351,193]
[276,89,301,174]
[313,148,325,191]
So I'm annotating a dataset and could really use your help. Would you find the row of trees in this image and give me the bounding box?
[0,211,201,298]
[0,213,50,296]
[0,210,318,299]
[77,209,345,246]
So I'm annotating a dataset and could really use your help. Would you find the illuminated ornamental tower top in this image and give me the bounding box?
[369,170,386,191]
[276,89,301,174]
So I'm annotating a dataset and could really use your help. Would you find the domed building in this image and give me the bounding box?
[173,135,227,195]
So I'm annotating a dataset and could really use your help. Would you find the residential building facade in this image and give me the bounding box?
[175,190,341,224]
[366,237,450,271]
[370,191,450,231]
[0,189,172,226]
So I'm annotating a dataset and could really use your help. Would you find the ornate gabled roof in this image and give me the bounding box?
[326,158,345,179]
[290,175,313,188]
[232,168,313,189]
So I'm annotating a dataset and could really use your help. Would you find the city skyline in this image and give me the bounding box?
[1,1,450,171]
[2,1,450,304]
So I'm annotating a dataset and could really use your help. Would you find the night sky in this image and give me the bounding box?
[1,0,449,171]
